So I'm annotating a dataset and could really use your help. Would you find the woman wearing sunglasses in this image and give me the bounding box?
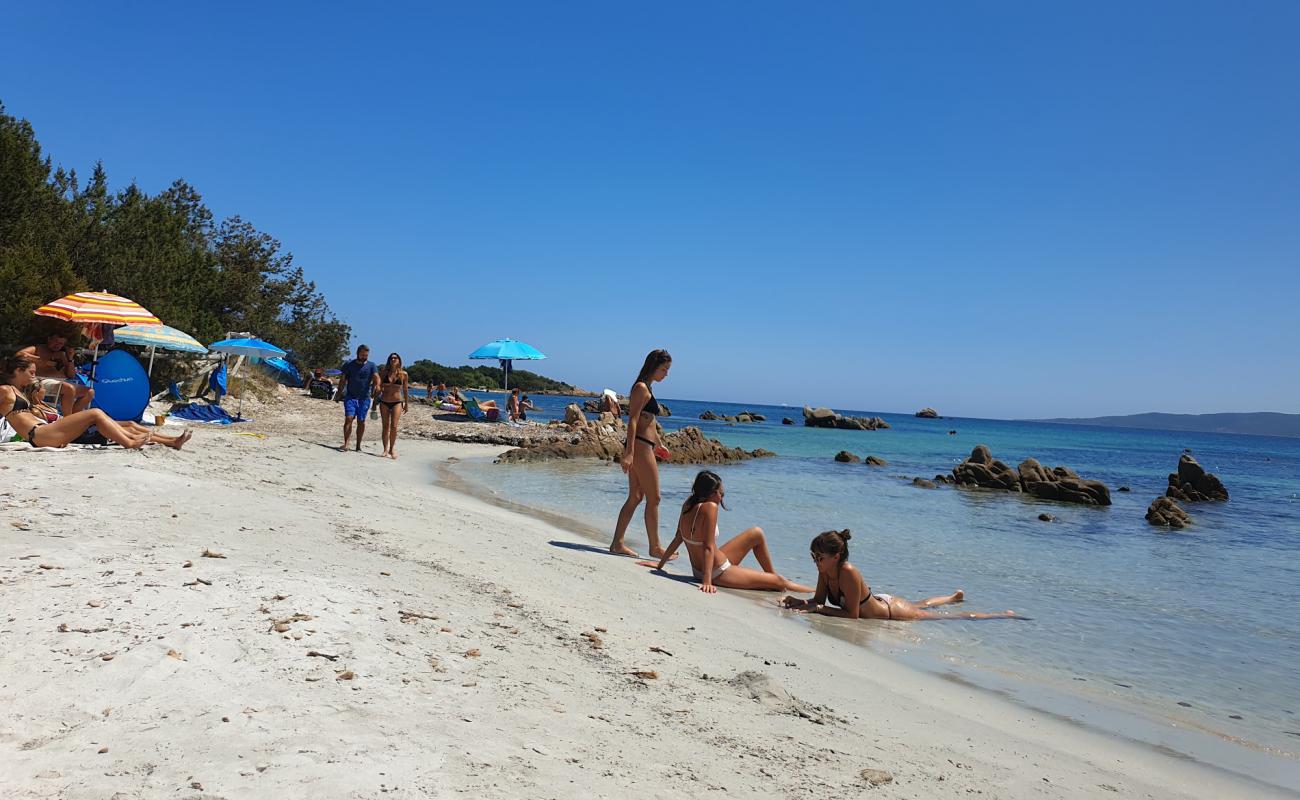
[649,471,813,594]
[783,529,1018,620]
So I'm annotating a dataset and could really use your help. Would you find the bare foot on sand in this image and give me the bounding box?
[648,548,678,562]
[609,544,639,558]
[166,430,193,450]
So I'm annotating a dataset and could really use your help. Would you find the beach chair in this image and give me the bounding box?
[463,397,500,422]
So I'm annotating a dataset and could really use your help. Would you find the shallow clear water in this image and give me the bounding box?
[447,393,1300,775]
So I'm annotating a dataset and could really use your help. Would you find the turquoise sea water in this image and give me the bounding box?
[443,393,1300,787]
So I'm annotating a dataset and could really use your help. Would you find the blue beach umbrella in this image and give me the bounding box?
[208,336,287,418]
[467,338,547,390]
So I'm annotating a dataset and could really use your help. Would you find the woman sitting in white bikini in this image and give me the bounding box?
[649,470,812,595]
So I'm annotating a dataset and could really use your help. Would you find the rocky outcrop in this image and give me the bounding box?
[834,450,861,463]
[1037,513,1055,522]
[950,445,1111,505]
[915,408,939,418]
[1165,454,1228,502]
[864,455,888,466]
[563,403,586,427]
[933,474,956,485]
[781,417,794,425]
[701,410,761,423]
[1017,458,1111,506]
[496,418,773,465]
[802,406,889,431]
[911,477,937,489]
[1146,496,1193,528]
[951,445,1021,492]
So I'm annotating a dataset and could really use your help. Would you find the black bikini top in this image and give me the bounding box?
[8,389,31,413]
[639,384,661,417]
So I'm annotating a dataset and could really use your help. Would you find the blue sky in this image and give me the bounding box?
[5,2,1297,418]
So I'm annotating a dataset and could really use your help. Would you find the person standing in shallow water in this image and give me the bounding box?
[336,344,381,452]
[609,349,673,558]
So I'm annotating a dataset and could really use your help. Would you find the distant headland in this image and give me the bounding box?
[1032,412,1300,438]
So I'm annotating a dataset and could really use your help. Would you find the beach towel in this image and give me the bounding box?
[0,441,110,453]
[171,403,242,425]
[0,417,19,443]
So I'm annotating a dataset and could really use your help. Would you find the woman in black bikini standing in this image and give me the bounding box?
[377,352,409,460]
[782,529,1017,620]
[609,349,673,558]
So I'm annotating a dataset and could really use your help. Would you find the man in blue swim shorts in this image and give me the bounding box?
[335,344,381,452]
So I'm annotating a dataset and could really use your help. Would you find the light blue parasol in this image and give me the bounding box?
[467,338,547,390]
[208,337,287,418]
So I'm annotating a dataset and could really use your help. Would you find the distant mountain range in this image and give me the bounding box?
[1033,412,1300,438]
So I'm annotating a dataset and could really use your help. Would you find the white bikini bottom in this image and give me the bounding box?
[693,558,732,581]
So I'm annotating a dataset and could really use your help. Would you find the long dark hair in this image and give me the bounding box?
[382,352,404,381]
[1,356,34,385]
[810,529,852,564]
[683,470,727,513]
[633,348,672,389]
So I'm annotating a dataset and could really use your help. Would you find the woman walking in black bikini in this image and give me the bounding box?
[377,352,409,460]
[782,529,1018,620]
[609,349,673,558]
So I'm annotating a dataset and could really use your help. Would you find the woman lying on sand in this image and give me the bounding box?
[781,529,1017,620]
[1,356,190,449]
[647,471,813,594]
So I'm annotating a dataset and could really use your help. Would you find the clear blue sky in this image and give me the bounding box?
[5,2,1297,418]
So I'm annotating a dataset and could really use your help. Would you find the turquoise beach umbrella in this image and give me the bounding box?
[467,338,547,390]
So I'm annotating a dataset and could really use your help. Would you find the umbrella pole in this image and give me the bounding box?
[147,345,156,377]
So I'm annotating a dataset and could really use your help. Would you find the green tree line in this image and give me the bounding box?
[405,359,580,393]
[0,102,350,369]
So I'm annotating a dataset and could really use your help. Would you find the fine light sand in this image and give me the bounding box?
[1,401,1292,799]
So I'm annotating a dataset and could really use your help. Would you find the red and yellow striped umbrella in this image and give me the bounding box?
[33,291,162,326]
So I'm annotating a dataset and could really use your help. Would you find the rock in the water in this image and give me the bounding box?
[802,406,889,431]
[1165,454,1228,502]
[1117,486,1131,492]
[933,474,956,484]
[497,420,772,465]
[915,408,939,418]
[834,450,861,463]
[1018,458,1112,506]
[951,446,1111,505]
[911,477,937,489]
[948,430,957,435]
[781,417,795,425]
[952,445,1021,492]
[864,455,887,466]
[1146,496,1193,528]
[1038,513,1055,522]
[700,410,720,421]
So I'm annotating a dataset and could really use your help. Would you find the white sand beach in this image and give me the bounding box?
[1,393,1292,799]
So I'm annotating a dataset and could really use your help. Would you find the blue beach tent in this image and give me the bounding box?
[90,348,150,421]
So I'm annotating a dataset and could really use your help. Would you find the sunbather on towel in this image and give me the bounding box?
[2,356,148,449]
[21,388,193,449]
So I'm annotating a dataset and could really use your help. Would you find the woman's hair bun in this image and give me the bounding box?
[839,529,851,541]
